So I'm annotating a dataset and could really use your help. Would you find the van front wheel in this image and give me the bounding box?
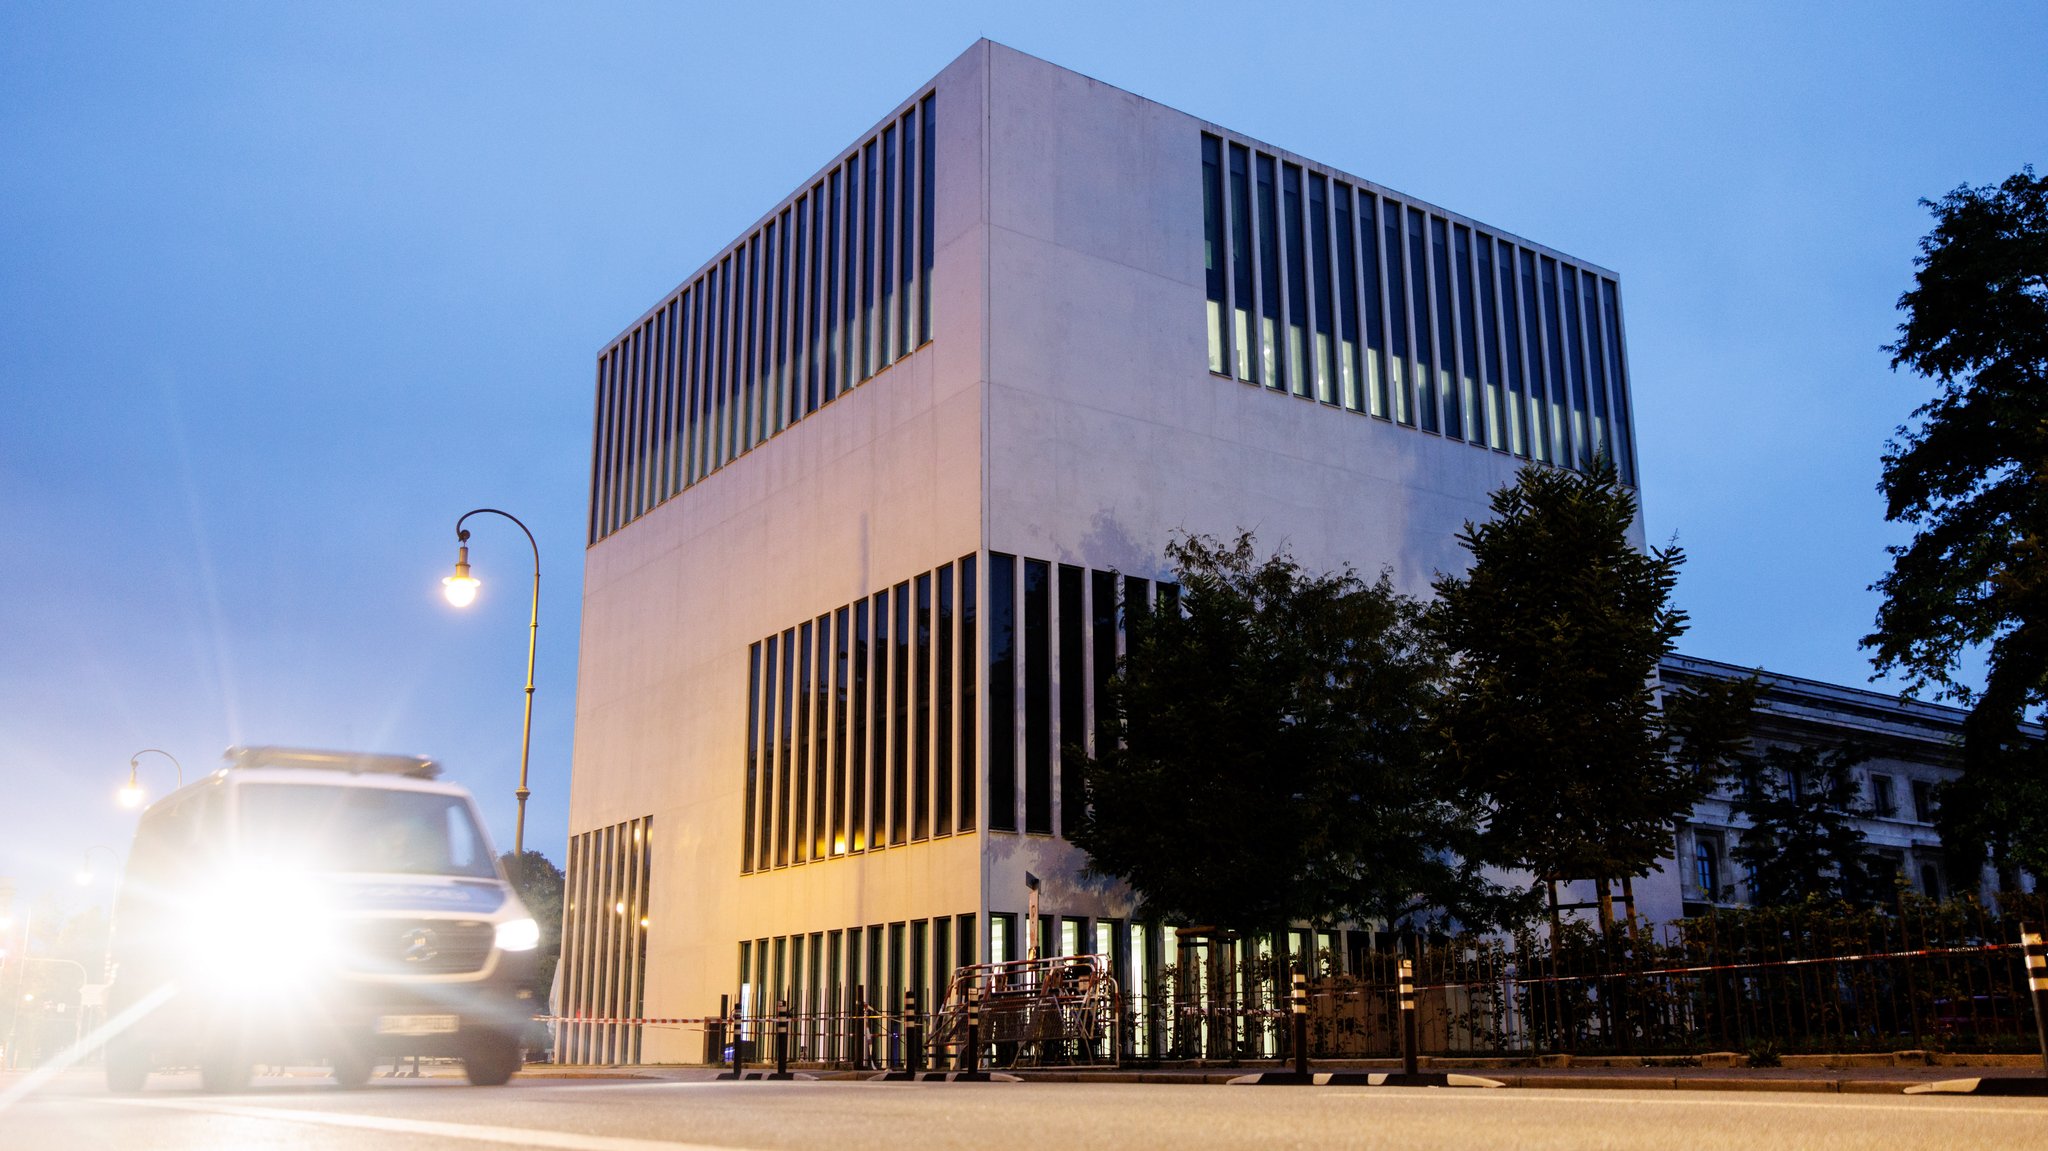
[463,1036,522,1086]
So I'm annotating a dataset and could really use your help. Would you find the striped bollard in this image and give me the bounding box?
[1291,969,1309,1078]
[964,989,982,1076]
[2024,926,2047,1080]
[775,999,790,1077]
[1398,957,1418,1077]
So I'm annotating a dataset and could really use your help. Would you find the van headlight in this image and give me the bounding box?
[494,917,540,952]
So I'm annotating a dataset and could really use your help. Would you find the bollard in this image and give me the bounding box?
[730,1003,745,1078]
[1291,968,1309,1079]
[964,987,982,1076]
[905,990,924,1075]
[1398,957,1418,1078]
[2024,926,2047,1080]
[775,999,790,1078]
[711,994,728,1067]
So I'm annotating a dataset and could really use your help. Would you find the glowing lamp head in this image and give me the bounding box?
[74,869,93,887]
[443,543,480,607]
[118,782,145,809]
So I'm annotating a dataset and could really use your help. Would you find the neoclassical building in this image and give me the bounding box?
[556,40,1646,1063]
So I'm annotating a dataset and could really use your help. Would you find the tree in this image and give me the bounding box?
[1727,744,1886,907]
[500,849,564,1002]
[1074,532,1523,940]
[1865,167,2048,887]
[1432,462,1755,928]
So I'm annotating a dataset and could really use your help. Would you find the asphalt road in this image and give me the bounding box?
[3,1070,2044,1151]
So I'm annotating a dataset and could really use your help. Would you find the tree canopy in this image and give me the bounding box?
[1431,462,1755,904]
[1864,166,2048,885]
[1726,744,1885,908]
[1073,533,1522,938]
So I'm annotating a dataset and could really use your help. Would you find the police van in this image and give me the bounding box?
[103,746,539,1091]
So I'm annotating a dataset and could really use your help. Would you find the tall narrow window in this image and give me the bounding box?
[913,572,932,842]
[793,618,813,863]
[1359,195,1386,418]
[1334,186,1361,412]
[757,634,778,873]
[936,562,955,838]
[744,641,761,872]
[987,553,1017,832]
[1282,163,1310,397]
[1255,153,1284,392]
[1410,209,1438,433]
[745,236,761,452]
[1562,263,1589,466]
[898,110,916,357]
[776,626,795,868]
[1308,173,1334,405]
[958,553,977,832]
[679,286,704,487]
[812,616,830,860]
[1023,560,1052,834]
[788,195,809,429]
[859,138,876,383]
[1228,143,1256,383]
[871,587,890,844]
[800,187,820,420]
[819,171,839,413]
[891,579,910,846]
[851,599,870,852]
[825,611,846,852]
[773,209,791,435]
[1602,279,1636,484]
[713,255,731,470]
[841,148,861,397]
[1581,269,1610,467]
[1519,248,1548,463]
[1479,236,1516,456]
[1058,565,1085,838]
[1383,202,1410,425]
[918,93,935,345]
[1201,134,1228,374]
[1456,226,1491,448]
[879,125,897,367]
[756,224,776,449]
[1541,256,1570,465]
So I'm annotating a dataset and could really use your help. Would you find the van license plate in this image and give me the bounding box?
[376,1014,460,1036]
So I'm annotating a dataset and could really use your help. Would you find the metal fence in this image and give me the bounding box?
[1136,897,2046,1061]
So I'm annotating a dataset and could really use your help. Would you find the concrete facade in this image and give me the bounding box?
[560,41,1647,1063]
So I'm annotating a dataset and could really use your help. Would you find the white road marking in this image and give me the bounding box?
[99,1095,769,1151]
[1319,1087,2047,1118]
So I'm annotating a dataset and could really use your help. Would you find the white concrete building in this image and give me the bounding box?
[557,40,1646,1064]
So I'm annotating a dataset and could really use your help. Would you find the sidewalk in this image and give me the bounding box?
[516,1056,2048,1095]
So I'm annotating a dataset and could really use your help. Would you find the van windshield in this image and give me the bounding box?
[236,784,497,879]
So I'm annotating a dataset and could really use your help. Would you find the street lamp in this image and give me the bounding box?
[118,748,184,809]
[441,508,540,860]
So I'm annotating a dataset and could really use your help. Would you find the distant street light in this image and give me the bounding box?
[118,748,184,809]
[75,845,117,887]
[441,508,541,860]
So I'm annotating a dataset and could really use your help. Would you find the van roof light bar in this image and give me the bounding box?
[222,745,442,779]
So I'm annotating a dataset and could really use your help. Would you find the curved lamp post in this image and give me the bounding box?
[442,508,540,860]
[118,748,184,809]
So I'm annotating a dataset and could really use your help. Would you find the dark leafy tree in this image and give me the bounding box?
[1865,167,2048,886]
[1727,745,1886,907]
[1432,463,1755,927]
[1074,532,1524,939]
[500,849,564,1000]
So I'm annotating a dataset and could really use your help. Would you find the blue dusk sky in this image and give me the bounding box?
[2,2,2043,916]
